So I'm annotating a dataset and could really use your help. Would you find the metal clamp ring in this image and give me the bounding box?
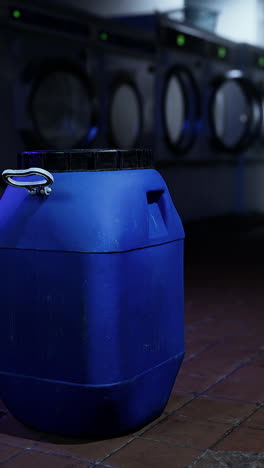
[1,167,54,195]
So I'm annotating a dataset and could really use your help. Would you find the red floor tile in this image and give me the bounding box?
[184,325,228,341]
[197,342,257,362]
[0,444,24,463]
[229,364,264,383]
[163,392,194,414]
[90,466,107,468]
[214,426,264,452]
[184,336,218,359]
[250,351,264,367]
[173,371,217,394]
[245,407,264,429]
[142,413,231,450]
[104,437,202,468]
[174,396,255,424]
[182,344,257,378]
[0,450,93,467]
[222,334,264,349]
[181,356,244,380]
[205,374,264,403]
[132,414,167,436]
[92,466,110,468]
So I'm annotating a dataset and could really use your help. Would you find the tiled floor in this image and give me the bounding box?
[1,215,264,467]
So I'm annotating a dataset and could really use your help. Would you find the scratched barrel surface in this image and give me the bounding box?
[0,149,185,437]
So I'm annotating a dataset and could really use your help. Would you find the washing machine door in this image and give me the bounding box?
[211,71,262,152]
[109,75,143,149]
[162,67,199,155]
[27,61,98,149]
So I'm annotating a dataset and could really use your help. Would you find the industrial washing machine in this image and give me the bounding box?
[0,2,104,175]
[199,34,263,217]
[158,23,252,219]
[113,12,248,220]
[92,18,156,150]
[234,43,264,214]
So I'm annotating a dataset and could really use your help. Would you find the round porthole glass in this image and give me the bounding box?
[31,70,93,148]
[164,74,185,146]
[213,80,249,148]
[110,83,142,148]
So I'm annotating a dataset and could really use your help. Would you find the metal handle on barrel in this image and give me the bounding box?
[1,168,54,195]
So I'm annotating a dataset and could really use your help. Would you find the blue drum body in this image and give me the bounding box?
[0,150,184,437]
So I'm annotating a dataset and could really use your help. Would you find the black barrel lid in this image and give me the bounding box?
[18,149,153,172]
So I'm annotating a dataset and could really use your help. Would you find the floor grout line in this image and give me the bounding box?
[95,435,138,464]
[27,447,96,463]
[0,448,27,466]
[0,440,97,465]
[1,383,260,465]
[197,394,263,405]
[134,435,207,451]
[187,404,264,467]
[93,398,199,465]
[188,404,263,467]
[0,446,98,465]
[183,335,237,362]
[186,448,211,468]
[0,439,42,450]
[191,349,264,398]
[90,463,117,468]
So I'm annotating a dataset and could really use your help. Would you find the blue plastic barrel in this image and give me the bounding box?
[0,149,185,437]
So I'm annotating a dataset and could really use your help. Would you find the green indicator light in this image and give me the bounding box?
[218,47,227,58]
[100,32,108,41]
[12,9,21,19]
[176,34,185,46]
[258,56,264,67]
